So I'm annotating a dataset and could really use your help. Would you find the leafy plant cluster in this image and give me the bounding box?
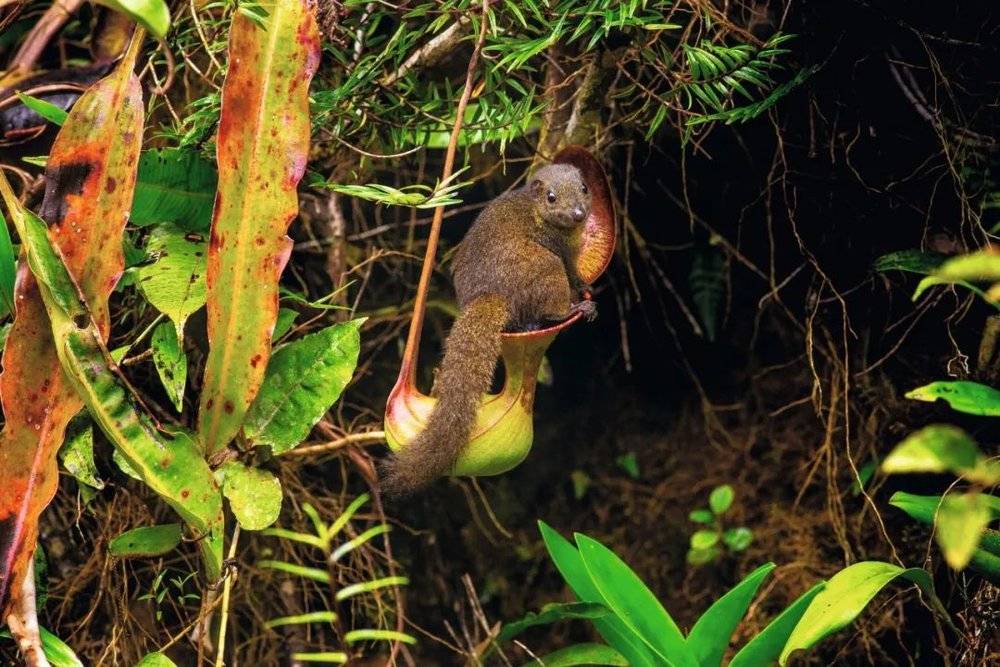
[875,247,1000,580]
[687,484,753,565]
[495,522,951,666]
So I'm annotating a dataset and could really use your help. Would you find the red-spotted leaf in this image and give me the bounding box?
[197,0,320,455]
[0,40,143,614]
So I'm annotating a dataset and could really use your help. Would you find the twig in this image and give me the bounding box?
[8,0,83,73]
[282,430,387,457]
[380,16,472,88]
[214,524,241,667]
[397,0,490,386]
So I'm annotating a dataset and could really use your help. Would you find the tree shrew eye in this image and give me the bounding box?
[546,191,556,203]
[581,184,588,194]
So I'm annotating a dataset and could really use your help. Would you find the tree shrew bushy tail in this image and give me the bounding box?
[380,295,510,496]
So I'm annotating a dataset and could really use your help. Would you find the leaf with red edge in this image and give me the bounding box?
[0,40,143,614]
[197,0,320,455]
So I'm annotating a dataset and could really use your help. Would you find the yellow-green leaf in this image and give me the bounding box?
[197,0,321,455]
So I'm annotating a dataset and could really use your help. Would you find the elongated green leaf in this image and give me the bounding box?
[109,524,183,558]
[344,629,416,644]
[0,43,144,614]
[40,626,83,667]
[14,92,69,126]
[215,461,282,531]
[335,576,409,601]
[0,185,224,581]
[500,602,610,642]
[132,149,217,232]
[873,249,946,275]
[538,522,660,667]
[197,0,320,455]
[265,610,338,629]
[258,560,331,583]
[905,381,1000,417]
[136,224,207,341]
[151,322,187,412]
[95,1,171,39]
[0,208,15,319]
[135,652,178,667]
[729,583,825,667]
[59,421,104,490]
[575,533,697,667]
[244,319,362,454]
[936,493,992,570]
[522,643,628,667]
[779,562,946,664]
[686,563,774,667]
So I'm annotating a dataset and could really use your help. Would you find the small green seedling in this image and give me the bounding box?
[687,484,753,565]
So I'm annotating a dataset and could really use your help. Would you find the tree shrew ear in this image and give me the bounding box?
[529,178,544,197]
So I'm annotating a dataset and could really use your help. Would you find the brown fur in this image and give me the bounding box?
[381,164,593,496]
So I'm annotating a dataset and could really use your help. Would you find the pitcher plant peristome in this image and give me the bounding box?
[384,146,616,476]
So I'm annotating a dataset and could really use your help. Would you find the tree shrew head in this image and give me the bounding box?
[529,164,592,230]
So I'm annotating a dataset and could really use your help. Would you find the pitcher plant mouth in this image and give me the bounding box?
[384,146,615,477]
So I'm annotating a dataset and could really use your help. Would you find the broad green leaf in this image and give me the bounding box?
[779,562,946,664]
[151,322,187,412]
[724,527,754,551]
[889,491,1000,525]
[691,530,719,550]
[936,493,991,570]
[137,224,207,341]
[729,582,825,667]
[59,421,104,490]
[709,485,734,515]
[0,41,145,611]
[109,524,183,558]
[912,275,994,306]
[499,602,610,642]
[14,92,69,126]
[0,184,224,581]
[132,149,217,232]
[905,381,1000,417]
[273,307,299,340]
[95,0,171,39]
[687,547,719,565]
[521,644,628,667]
[40,626,83,667]
[686,563,774,667]
[244,319,363,454]
[197,0,321,455]
[689,509,714,524]
[538,521,660,667]
[881,425,983,475]
[114,448,142,481]
[0,208,15,319]
[575,533,698,667]
[932,248,1000,282]
[135,652,178,667]
[215,461,282,531]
